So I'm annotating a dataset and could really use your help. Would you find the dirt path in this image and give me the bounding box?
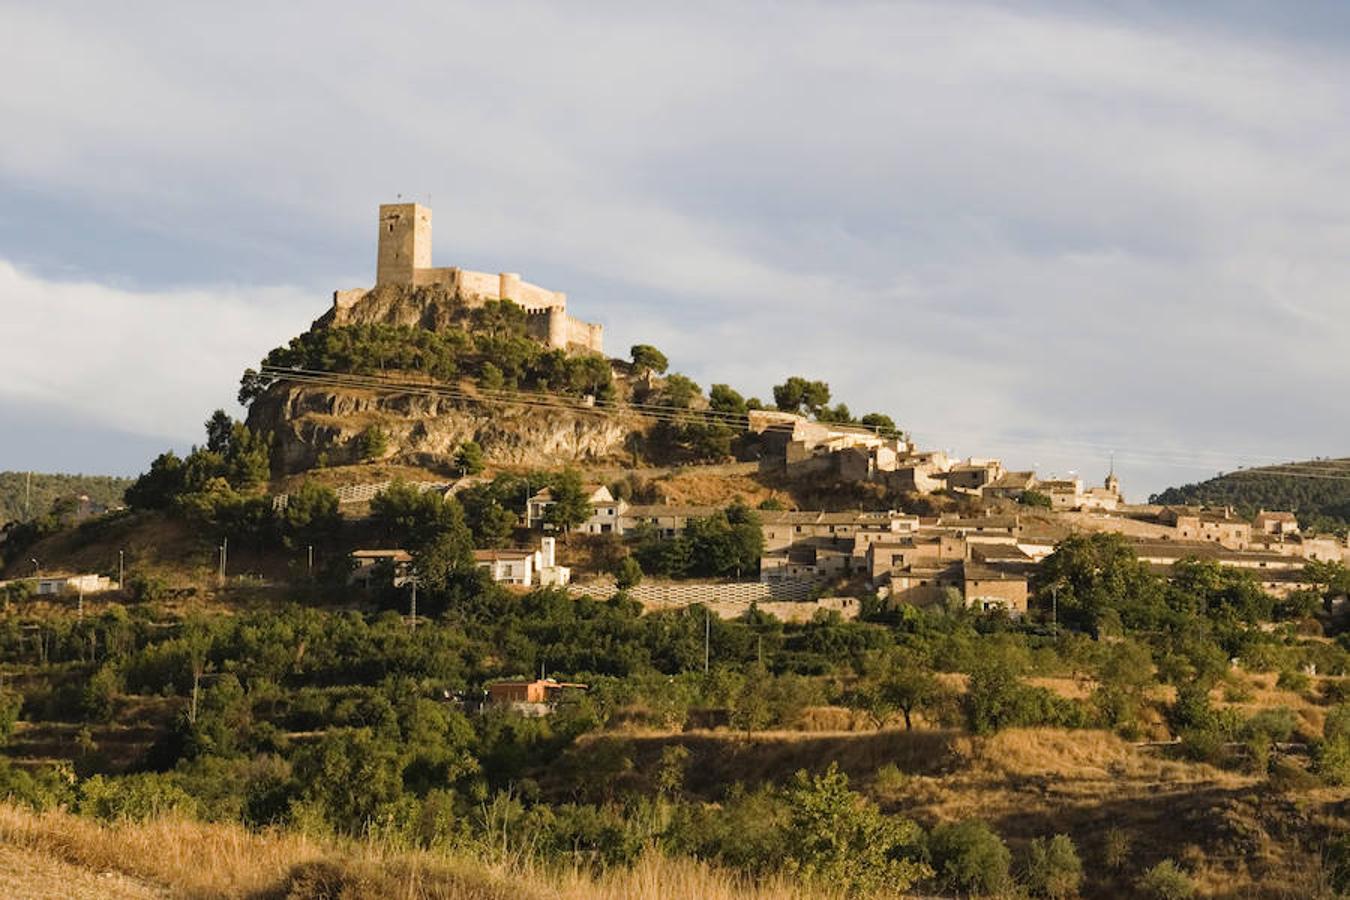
[0,844,168,900]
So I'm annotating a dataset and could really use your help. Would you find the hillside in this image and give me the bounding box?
[0,473,131,525]
[0,803,817,900]
[1151,459,1350,531]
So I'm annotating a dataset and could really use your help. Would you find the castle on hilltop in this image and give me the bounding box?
[331,203,604,354]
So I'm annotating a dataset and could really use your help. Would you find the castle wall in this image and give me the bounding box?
[524,309,605,354]
[456,269,501,298]
[411,267,457,288]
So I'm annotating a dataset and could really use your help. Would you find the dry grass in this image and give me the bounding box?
[1216,671,1328,738]
[0,803,831,900]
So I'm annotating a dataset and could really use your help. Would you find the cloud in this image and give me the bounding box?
[0,261,316,452]
[1,2,1349,494]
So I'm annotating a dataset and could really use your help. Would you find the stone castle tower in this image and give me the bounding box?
[376,203,433,285]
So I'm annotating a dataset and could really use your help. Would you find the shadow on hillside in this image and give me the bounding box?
[546,728,962,802]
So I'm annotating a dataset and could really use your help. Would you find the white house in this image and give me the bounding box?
[474,537,571,587]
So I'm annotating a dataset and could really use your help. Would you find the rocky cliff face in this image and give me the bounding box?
[248,383,640,474]
[319,283,471,331]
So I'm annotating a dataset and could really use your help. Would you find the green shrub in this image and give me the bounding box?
[873,762,908,796]
[1312,737,1350,786]
[125,571,168,603]
[782,763,931,896]
[927,820,1013,896]
[357,426,389,461]
[1023,833,1083,898]
[1137,859,1195,899]
[1276,669,1311,693]
[76,773,197,822]
[1101,826,1132,870]
[1327,833,1350,897]
[0,689,21,744]
[0,759,73,811]
[1178,727,1226,765]
[1324,704,1350,742]
[81,665,120,723]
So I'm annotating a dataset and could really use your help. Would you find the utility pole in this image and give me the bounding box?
[77,586,84,621]
[218,538,228,584]
[408,574,418,629]
[118,550,124,591]
[306,545,313,574]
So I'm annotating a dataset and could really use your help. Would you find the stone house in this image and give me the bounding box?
[982,471,1037,501]
[616,504,721,539]
[1037,479,1084,511]
[945,458,1004,494]
[1159,507,1252,549]
[526,484,615,530]
[866,534,968,583]
[1253,510,1299,537]
[962,563,1029,613]
[759,536,853,582]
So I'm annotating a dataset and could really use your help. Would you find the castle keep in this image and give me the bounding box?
[333,202,604,354]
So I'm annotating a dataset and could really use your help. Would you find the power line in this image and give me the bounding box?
[256,366,1350,486]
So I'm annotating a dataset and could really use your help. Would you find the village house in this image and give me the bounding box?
[866,533,968,583]
[1254,510,1300,537]
[526,484,616,530]
[885,562,964,607]
[759,509,918,552]
[1246,532,1347,563]
[759,536,853,582]
[944,458,1005,494]
[484,677,587,716]
[1038,478,1084,511]
[878,559,1028,614]
[933,513,1021,545]
[884,451,953,495]
[962,563,1030,613]
[473,537,570,587]
[616,504,721,539]
[349,549,415,589]
[1158,507,1252,549]
[982,470,1038,501]
[0,573,116,597]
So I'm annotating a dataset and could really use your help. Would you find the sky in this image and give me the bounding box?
[2,1,1348,498]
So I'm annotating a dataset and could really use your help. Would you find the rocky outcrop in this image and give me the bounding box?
[248,383,641,474]
[318,283,470,331]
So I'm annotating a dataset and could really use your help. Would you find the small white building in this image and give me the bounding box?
[0,573,115,597]
[474,537,571,587]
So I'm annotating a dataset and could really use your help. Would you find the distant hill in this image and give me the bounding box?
[0,471,132,524]
[1150,458,1350,532]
